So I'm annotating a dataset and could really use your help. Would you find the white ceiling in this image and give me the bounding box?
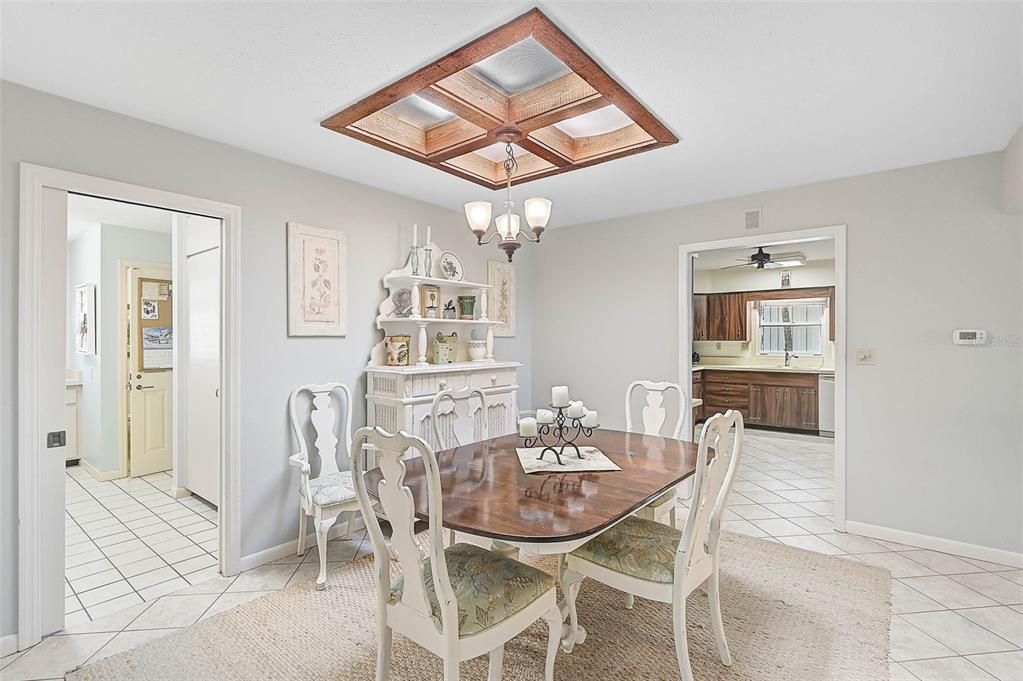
[4,3,1020,228]
[67,194,173,242]
[694,238,835,270]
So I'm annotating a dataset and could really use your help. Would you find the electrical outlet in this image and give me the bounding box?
[855,349,876,365]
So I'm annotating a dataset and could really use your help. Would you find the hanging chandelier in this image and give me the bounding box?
[464,126,552,262]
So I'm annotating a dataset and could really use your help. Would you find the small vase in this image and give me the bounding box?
[457,295,476,320]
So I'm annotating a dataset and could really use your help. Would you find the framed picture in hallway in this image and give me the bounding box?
[287,222,348,336]
[74,283,96,354]
[488,261,516,337]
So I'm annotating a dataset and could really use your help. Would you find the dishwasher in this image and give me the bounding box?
[818,373,835,437]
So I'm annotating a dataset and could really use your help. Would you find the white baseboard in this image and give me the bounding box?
[1,633,18,657]
[238,517,359,572]
[79,459,121,482]
[845,521,1023,568]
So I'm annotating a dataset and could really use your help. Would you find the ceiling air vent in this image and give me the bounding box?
[744,209,761,231]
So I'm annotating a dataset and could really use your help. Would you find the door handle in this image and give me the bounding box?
[135,384,155,390]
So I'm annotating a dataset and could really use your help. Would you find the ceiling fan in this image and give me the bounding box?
[722,246,806,270]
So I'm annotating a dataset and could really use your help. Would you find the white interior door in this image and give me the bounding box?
[40,186,69,636]
[128,265,173,476]
[185,244,221,504]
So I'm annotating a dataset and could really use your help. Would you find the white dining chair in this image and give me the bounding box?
[626,380,688,528]
[351,425,563,681]
[561,410,744,681]
[430,385,489,451]
[287,382,360,590]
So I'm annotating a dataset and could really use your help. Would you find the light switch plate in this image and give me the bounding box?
[855,349,876,365]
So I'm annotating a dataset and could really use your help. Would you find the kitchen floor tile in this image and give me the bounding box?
[889,615,957,661]
[857,552,940,579]
[125,594,219,630]
[227,564,300,592]
[904,550,993,576]
[956,606,1023,648]
[901,656,998,680]
[893,580,946,614]
[0,632,115,681]
[900,576,1000,609]
[966,651,1023,681]
[950,573,1023,606]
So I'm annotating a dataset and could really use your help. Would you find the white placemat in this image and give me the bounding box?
[515,446,622,474]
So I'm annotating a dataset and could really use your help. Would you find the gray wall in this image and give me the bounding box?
[531,152,1022,555]
[66,225,102,466]
[0,81,534,637]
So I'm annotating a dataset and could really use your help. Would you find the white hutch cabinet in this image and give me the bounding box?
[365,241,520,458]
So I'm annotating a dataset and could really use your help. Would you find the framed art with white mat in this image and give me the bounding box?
[287,222,347,336]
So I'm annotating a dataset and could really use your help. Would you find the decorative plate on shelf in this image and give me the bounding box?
[390,287,413,318]
[439,251,464,281]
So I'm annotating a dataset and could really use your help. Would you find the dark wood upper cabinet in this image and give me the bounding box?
[705,293,747,341]
[693,294,709,341]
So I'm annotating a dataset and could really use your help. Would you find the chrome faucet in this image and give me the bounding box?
[784,350,798,367]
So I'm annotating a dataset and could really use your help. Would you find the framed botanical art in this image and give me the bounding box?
[287,222,348,336]
[74,283,97,354]
[487,260,516,337]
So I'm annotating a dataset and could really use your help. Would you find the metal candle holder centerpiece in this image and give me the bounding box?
[518,386,600,466]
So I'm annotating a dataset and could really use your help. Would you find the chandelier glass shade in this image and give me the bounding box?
[464,140,551,262]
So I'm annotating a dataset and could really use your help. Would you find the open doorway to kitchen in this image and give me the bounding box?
[19,164,241,650]
[63,195,222,628]
[679,226,847,545]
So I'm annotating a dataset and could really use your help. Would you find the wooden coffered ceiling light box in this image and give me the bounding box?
[321,8,677,189]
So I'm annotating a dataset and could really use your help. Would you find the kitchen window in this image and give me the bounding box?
[757,299,826,356]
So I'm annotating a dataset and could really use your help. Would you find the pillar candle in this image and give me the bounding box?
[536,409,555,424]
[551,385,570,407]
[518,417,538,437]
[582,410,599,427]
[567,401,585,418]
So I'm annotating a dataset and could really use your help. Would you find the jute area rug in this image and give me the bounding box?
[67,532,890,681]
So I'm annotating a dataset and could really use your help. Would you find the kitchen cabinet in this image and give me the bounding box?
[704,293,747,341]
[692,294,708,341]
[703,369,818,432]
[691,370,704,422]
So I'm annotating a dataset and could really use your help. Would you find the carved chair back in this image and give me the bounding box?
[352,427,456,636]
[676,410,743,576]
[430,386,489,452]
[288,383,354,479]
[625,380,687,439]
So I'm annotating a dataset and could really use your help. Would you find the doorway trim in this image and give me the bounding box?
[18,163,242,649]
[677,224,848,530]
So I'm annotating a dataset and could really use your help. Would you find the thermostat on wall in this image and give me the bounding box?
[952,329,987,345]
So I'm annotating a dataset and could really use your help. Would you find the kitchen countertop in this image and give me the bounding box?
[692,364,835,375]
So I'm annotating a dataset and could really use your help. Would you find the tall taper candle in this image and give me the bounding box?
[551,385,570,407]
[425,224,432,247]
[412,223,418,247]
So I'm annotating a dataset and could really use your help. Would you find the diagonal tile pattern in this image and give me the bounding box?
[3,429,1019,680]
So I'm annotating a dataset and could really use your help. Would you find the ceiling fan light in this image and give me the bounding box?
[495,213,520,239]
[523,198,552,229]
[464,201,492,236]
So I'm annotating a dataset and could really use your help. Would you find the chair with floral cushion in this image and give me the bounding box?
[287,383,361,591]
[561,410,744,681]
[351,425,563,681]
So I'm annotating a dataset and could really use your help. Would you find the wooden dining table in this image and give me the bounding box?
[364,428,701,648]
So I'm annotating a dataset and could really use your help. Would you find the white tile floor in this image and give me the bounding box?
[62,466,220,626]
[3,430,1020,680]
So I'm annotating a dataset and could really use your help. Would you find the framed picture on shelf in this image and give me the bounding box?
[488,260,516,337]
[384,335,411,366]
[421,284,441,318]
[287,222,347,336]
[74,283,96,354]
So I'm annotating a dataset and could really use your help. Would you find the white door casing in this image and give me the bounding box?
[18,163,242,649]
[127,266,173,477]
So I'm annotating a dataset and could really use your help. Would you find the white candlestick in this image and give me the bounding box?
[412,223,418,247]
[536,409,555,424]
[425,224,432,247]
[518,417,538,437]
[567,401,585,418]
[551,385,570,407]
[582,410,599,427]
